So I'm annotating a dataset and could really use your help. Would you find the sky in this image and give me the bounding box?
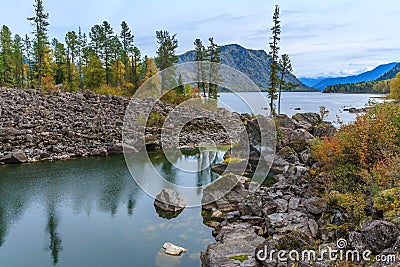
[1,0,400,78]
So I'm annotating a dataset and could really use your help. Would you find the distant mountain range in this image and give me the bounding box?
[178,44,316,91]
[302,62,398,90]
[299,77,330,87]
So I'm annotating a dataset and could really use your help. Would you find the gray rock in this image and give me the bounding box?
[308,219,319,238]
[361,220,400,254]
[154,188,186,213]
[273,199,288,213]
[288,197,301,212]
[201,224,265,267]
[304,197,327,215]
[202,173,249,212]
[0,150,27,164]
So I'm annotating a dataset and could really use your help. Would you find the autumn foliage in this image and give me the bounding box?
[312,102,400,222]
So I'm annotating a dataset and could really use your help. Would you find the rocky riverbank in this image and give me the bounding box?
[0,88,241,164]
[201,113,400,267]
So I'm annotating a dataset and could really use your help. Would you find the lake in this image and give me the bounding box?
[0,152,223,267]
[219,92,385,124]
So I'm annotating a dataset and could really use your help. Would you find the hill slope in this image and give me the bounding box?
[376,62,400,80]
[314,62,398,90]
[178,44,314,91]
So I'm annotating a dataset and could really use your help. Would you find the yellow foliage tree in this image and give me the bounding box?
[390,72,400,100]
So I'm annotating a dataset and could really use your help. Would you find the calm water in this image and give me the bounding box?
[219,92,385,124]
[0,152,223,267]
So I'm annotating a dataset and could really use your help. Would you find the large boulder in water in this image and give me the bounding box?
[154,188,186,213]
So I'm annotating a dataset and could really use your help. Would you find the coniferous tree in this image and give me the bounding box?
[51,38,66,85]
[65,31,79,90]
[278,54,293,114]
[268,5,281,115]
[120,21,134,84]
[110,35,123,87]
[207,37,221,99]
[27,0,50,89]
[77,27,86,90]
[13,34,25,88]
[0,25,13,87]
[194,38,206,96]
[155,30,178,93]
[24,34,34,88]
[131,46,141,93]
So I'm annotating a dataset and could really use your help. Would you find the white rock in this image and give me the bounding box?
[162,242,187,256]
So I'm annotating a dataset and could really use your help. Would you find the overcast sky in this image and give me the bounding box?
[2,0,400,78]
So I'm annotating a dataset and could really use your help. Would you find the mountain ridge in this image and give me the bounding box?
[178,44,315,91]
[313,62,398,90]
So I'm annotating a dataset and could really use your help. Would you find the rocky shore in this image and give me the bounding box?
[200,113,400,267]
[0,88,239,164]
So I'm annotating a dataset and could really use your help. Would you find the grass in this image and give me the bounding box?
[229,255,249,262]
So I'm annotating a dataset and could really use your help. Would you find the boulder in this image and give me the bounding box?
[154,188,186,213]
[303,197,327,215]
[361,220,400,254]
[202,173,249,211]
[292,112,321,128]
[276,114,297,129]
[162,242,187,256]
[0,150,28,164]
[201,223,264,267]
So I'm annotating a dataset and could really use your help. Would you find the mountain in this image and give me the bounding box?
[299,77,329,87]
[178,44,314,91]
[376,62,400,81]
[314,62,398,90]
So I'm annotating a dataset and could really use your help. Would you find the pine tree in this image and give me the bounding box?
[155,30,178,93]
[194,38,206,96]
[65,31,79,91]
[51,38,66,85]
[0,25,14,87]
[207,37,221,99]
[278,54,293,114]
[120,21,134,85]
[110,36,123,86]
[131,46,141,93]
[12,34,25,88]
[77,27,86,90]
[27,0,50,90]
[268,5,281,115]
[24,35,34,88]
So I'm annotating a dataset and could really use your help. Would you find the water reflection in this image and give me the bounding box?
[46,205,63,265]
[0,152,220,267]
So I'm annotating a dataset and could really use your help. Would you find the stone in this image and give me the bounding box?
[361,220,400,254]
[292,112,321,128]
[304,197,327,215]
[288,197,301,212]
[211,208,223,219]
[273,198,288,213]
[202,173,249,211]
[308,219,319,238]
[0,150,28,164]
[201,224,265,267]
[162,242,187,256]
[266,213,288,228]
[154,188,186,213]
[271,155,290,174]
